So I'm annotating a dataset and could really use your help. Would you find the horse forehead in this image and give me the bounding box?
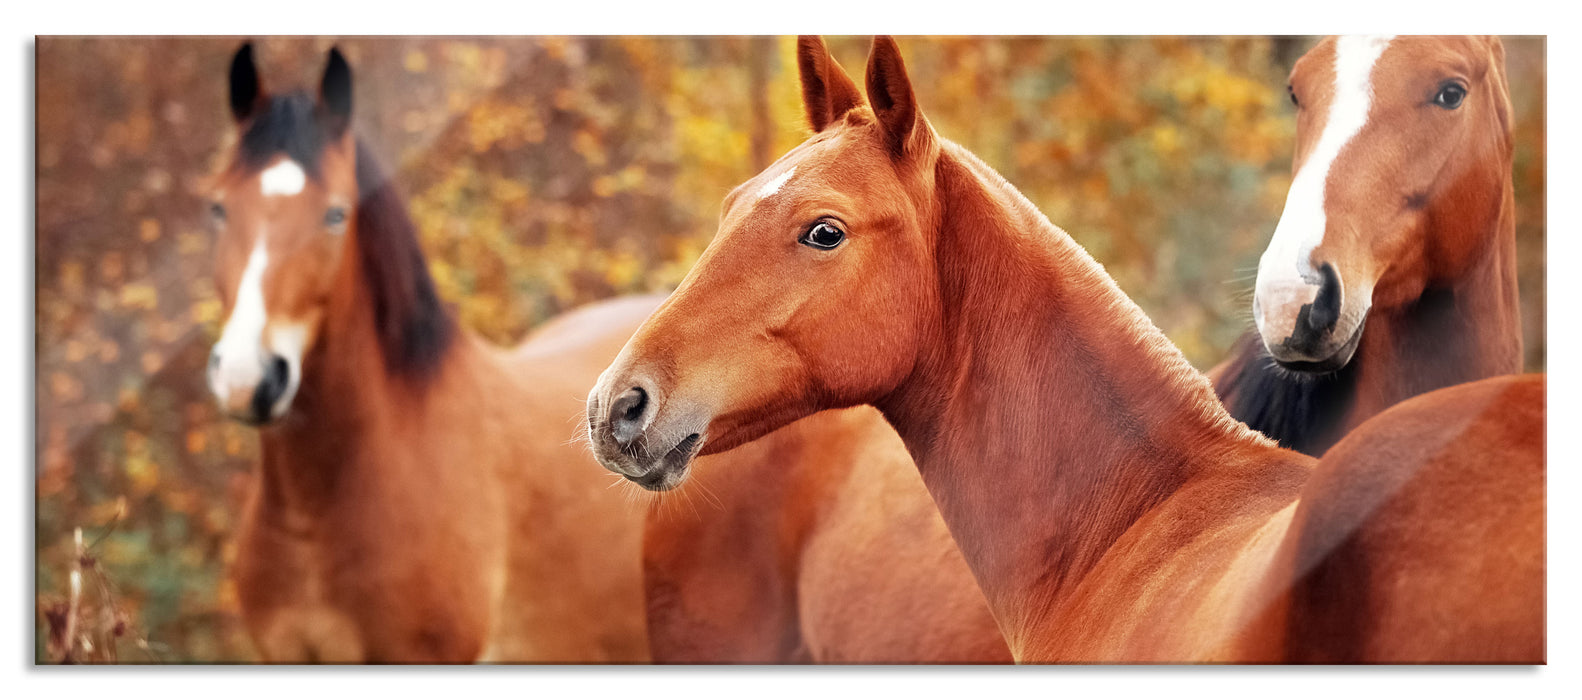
[1382,35,1482,68]
[260,158,308,197]
[750,134,844,197]
[753,164,798,201]
[1372,41,1475,90]
[1291,38,1338,83]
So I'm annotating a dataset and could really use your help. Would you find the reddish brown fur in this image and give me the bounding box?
[588,36,1544,663]
[637,38,1008,665]
[643,407,1009,663]
[1252,377,1545,662]
[233,296,659,662]
[1213,36,1522,455]
[211,48,657,662]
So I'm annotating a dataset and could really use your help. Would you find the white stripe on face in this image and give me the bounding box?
[260,159,306,197]
[209,237,271,410]
[1254,35,1393,336]
[755,165,796,201]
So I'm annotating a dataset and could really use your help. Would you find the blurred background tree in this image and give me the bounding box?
[34,36,1545,662]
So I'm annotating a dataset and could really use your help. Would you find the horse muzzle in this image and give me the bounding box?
[208,346,297,425]
[1253,261,1370,374]
[586,379,707,492]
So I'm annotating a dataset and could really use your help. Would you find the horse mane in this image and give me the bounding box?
[235,92,456,381]
[1211,332,1357,455]
[939,139,1270,450]
[352,139,456,381]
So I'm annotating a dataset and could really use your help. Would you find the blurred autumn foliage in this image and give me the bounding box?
[34,36,1546,662]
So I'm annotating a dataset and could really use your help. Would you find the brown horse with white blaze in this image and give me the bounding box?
[1213,35,1522,455]
[207,44,656,662]
[588,36,1544,663]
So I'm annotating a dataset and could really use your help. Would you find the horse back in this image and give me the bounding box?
[1272,374,1544,662]
[461,295,669,662]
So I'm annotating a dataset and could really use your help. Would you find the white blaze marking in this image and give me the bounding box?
[260,159,306,197]
[1255,35,1392,335]
[209,238,271,406]
[755,165,796,200]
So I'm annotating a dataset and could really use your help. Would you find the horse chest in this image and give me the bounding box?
[254,601,365,663]
[238,531,366,662]
[239,502,495,663]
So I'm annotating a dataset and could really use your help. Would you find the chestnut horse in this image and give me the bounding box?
[207,44,658,662]
[642,405,1009,663]
[1212,36,1522,455]
[587,36,1544,663]
[634,43,1006,665]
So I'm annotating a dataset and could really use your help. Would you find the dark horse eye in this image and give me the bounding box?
[1287,84,1299,107]
[325,206,348,229]
[1433,82,1467,109]
[800,221,846,250]
[208,202,226,222]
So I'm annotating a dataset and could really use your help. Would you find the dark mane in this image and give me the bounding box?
[352,139,457,380]
[236,93,456,380]
[1212,332,1357,456]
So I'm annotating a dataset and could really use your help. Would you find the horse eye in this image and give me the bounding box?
[324,206,348,229]
[208,202,226,222]
[800,221,846,250]
[1287,84,1299,107]
[1433,82,1467,109]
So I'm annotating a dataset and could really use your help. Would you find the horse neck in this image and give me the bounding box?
[1349,175,1522,427]
[878,144,1292,651]
[255,200,459,521]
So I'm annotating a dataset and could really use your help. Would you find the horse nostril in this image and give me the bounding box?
[1306,262,1342,335]
[608,387,649,449]
[251,355,291,422]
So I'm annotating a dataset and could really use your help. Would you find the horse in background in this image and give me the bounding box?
[1212,36,1522,455]
[206,43,656,662]
[642,406,1010,663]
[586,35,1543,663]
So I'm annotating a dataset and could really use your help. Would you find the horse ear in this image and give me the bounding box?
[864,36,931,158]
[228,42,263,123]
[797,36,864,132]
[317,47,353,138]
